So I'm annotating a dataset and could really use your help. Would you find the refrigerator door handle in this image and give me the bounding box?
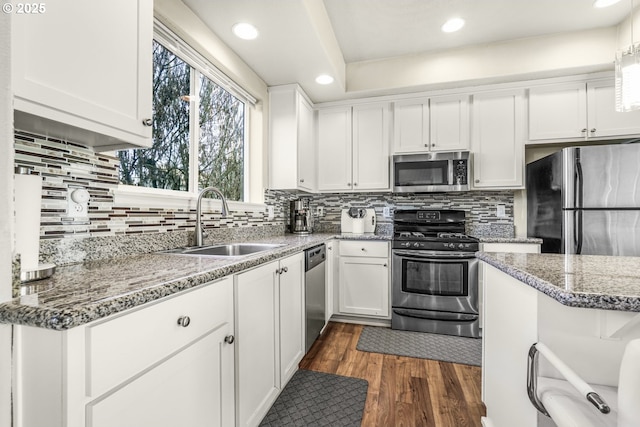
[575,158,583,254]
[575,210,583,254]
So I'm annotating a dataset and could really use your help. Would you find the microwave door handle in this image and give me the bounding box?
[448,159,454,185]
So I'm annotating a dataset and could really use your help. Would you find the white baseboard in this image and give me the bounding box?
[481,417,494,427]
[330,314,391,328]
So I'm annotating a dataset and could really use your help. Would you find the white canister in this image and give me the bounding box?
[351,218,365,234]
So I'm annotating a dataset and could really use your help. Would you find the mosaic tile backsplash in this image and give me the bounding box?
[265,190,515,238]
[14,130,515,265]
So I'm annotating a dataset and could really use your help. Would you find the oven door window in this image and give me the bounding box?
[402,258,468,297]
[394,160,449,186]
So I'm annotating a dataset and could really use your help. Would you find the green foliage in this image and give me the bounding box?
[118,41,245,200]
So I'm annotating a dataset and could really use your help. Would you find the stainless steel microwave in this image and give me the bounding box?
[393,151,470,192]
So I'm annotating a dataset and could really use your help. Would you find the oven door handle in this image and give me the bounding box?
[392,250,477,259]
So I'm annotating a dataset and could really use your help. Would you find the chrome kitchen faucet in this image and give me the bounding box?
[194,187,230,247]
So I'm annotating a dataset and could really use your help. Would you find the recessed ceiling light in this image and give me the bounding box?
[232,22,258,40]
[441,17,465,33]
[315,74,334,85]
[593,0,622,8]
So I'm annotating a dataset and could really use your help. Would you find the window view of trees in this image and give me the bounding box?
[118,40,245,201]
[199,75,244,201]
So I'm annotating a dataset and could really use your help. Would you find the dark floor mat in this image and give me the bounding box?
[356,326,482,366]
[259,369,368,427]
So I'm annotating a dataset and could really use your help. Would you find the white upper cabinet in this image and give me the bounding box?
[352,103,391,191]
[393,95,469,154]
[317,103,390,192]
[528,79,640,143]
[430,95,470,152]
[269,85,316,192]
[393,98,429,153]
[12,0,153,151]
[471,90,525,189]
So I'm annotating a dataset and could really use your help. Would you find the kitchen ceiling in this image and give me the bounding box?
[181,0,631,102]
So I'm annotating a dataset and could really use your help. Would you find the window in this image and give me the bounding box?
[118,38,247,201]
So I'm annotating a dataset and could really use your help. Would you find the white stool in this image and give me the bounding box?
[527,339,640,427]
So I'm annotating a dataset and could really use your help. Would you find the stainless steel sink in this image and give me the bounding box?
[162,243,285,257]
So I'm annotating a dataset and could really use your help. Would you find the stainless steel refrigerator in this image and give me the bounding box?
[526,143,640,255]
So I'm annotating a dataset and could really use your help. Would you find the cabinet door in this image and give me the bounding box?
[472,90,525,189]
[393,98,429,153]
[317,107,353,191]
[87,326,235,427]
[297,96,316,191]
[12,0,152,150]
[268,86,315,192]
[528,82,587,141]
[587,79,640,138]
[352,103,390,191]
[338,257,389,317]
[430,94,470,151]
[326,240,336,324]
[236,261,280,427]
[278,253,305,386]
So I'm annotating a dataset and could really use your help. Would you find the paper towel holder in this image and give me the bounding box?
[15,166,57,283]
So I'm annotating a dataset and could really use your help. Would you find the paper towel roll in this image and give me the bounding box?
[14,173,42,271]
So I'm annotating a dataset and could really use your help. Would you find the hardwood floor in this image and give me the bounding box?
[299,322,485,427]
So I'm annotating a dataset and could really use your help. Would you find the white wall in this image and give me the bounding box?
[347,27,617,97]
[0,9,13,427]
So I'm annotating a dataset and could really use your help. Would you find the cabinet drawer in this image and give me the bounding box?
[86,277,233,397]
[340,241,388,258]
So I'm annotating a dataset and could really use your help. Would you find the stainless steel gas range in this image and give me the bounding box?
[391,209,480,338]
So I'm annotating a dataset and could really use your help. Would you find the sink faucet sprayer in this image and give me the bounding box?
[194,187,230,247]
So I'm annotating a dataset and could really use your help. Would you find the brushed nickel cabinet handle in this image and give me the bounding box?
[142,118,152,126]
[177,316,191,327]
[224,335,235,344]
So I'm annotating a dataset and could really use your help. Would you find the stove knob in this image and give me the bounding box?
[413,242,420,248]
[449,243,455,248]
[458,243,464,249]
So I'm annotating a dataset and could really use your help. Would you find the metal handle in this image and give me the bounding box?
[177,316,191,327]
[282,266,288,273]
[383,263,388,267]
[300,179,305,183]
[581,128,587,133]
[527,343,611,416]
[474,179,480,183]
[590,128,596,134]
[142,118,153,126]
[424,143,428,147]
[347,182,351,186]
[431,143,435,147]
[361,247,366,251]
[224,335,235,344]
[393,249,477,259]
[353,182,357,186]
[276,268,282,275]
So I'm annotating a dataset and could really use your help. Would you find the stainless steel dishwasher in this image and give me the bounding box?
[304,244,326,353]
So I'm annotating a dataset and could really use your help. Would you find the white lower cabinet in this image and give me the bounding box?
[235,252,305,427]
[337,241,390,318]
[14,277,235,427]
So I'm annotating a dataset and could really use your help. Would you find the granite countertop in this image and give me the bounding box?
[2,234,339,330]
[476,237,543,244]
[1,233,395,330]
[477,252,640,312]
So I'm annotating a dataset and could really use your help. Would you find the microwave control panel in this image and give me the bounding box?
[454,160,468,185]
